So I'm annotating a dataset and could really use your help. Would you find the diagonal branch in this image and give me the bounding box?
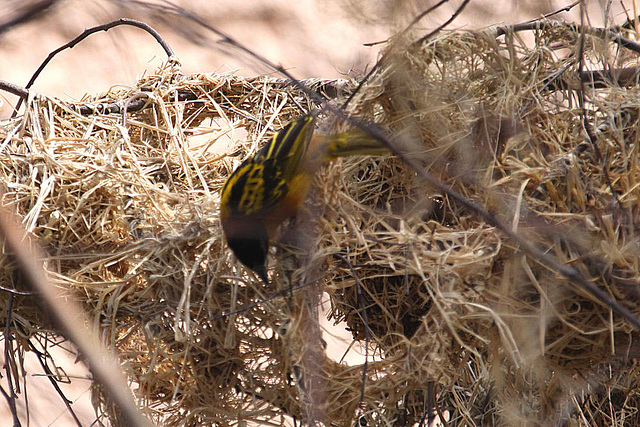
[0,190,151,427]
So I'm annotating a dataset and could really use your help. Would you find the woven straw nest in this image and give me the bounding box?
[2,22,640,425]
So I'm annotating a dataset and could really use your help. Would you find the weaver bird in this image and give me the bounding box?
[220,114,387,284]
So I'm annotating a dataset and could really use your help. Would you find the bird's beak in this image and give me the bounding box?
[255,265,269,286]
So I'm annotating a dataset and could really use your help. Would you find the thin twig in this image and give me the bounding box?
[0,285,31,297]
[525,0,582,22]
[122,93,151,126]
[415,0,473,45]
[417,381,436,427]
[0,384,15,416]
[0,80,30,100]
[363,0,450,47]
[12,18,176,117]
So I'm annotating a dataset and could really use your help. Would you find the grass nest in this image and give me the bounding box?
[2,21,640,426]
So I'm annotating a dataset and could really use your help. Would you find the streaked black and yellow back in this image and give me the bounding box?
[220,115,317,219]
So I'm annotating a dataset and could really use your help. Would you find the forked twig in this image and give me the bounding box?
[363,0,450,47]
[345,0,472,109]
[27,339,84,427]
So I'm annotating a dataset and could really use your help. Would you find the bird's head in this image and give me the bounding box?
[223,220,270,285]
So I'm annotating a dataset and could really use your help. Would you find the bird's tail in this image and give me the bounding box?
[324,128,389,160]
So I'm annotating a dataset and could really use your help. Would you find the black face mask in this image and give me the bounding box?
[227,229,270,285]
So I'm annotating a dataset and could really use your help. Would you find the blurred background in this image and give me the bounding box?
[0,0,621,120]
[0,0,630,424]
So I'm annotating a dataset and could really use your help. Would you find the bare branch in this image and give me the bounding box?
[27,340,83,427]
[12,18,176,116]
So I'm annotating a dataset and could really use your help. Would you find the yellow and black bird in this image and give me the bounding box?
[220,113,387,284]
